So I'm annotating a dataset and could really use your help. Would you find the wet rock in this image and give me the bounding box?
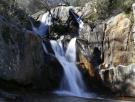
[0,17,43,84]
[80,12,135,68]
[0,16,63,90]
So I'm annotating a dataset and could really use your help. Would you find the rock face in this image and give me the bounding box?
[0,16,63,90]
[77,7,135,96]
[100,64,135,96]
[77,45,96,78]
[99,13,135,96]
[0,17,43,84]
[104,13,135,66]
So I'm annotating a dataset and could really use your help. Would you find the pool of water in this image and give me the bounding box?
[0,90,134,102]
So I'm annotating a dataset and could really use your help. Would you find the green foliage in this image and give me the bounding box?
[96,0,110,19]
[84,14,97,22]
[0,0,30,28]
[96,0,135,20]
[121,0,135,13]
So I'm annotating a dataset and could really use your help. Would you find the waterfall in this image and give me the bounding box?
[47,38,92,97]
[42,41,48,54]
[69,9,84,31]
[29,12,52,38]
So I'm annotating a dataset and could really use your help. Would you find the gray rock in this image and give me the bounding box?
[0,16,63,89]
[100,64,135,96]
[0,17,44,84]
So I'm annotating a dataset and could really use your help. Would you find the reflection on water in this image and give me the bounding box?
[0,90,134,102]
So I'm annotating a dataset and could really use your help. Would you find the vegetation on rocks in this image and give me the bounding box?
[96,0,135,20]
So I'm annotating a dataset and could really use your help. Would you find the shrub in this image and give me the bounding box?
[121,0,135,13]
[96,0,135,20]
[96,0,110,19]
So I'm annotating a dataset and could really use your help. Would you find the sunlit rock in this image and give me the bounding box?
[78,48,96,78]
[100,64,135,97]
[104,13,134,66]
[132,3,135,48]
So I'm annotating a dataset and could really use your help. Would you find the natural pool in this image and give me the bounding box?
[0,90,134,102]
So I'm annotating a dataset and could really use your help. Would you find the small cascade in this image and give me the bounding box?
[29,8,92,98]
[69,9,84,31]
[42,41,48,54]
[46,38,92,97]
[65,38,76,62]
[29,12,52,38]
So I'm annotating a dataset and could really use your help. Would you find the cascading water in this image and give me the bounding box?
[29,8,94,98]
[29,12,52,38]
[48,38,92,97]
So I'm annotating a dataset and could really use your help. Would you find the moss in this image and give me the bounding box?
[95,0,135,20]
[84,14,97,22]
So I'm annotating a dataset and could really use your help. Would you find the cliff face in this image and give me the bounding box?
[0,15,47,83]
[104,13,135,65]
[0,15,63,90]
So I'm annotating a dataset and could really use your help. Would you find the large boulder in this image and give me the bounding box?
[0,16,63,90]
[79,11,135,69]
[99,12,135,96]
[104,13,135,66]
[100,64,135,96]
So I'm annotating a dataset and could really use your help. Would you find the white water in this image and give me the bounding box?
[69,9,84,31]
[42,41,48,54]
[48,38,93,97]
[31,9,91,98]
[30,12,52,38]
